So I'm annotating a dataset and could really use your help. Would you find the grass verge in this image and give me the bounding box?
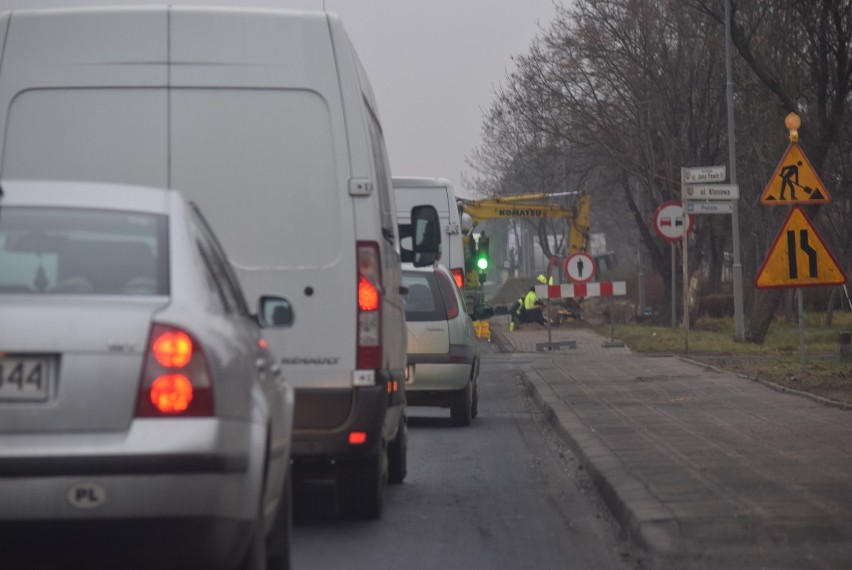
[595,313,852,405]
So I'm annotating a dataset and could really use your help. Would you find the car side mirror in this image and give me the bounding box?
[258,296,294,327]
[471,304,494,321]
[400,205,441,267]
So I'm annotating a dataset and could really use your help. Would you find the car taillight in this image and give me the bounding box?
[152,330,193,367]
[435,270,460,319]
[357,242,382,370]
[135,324,213,417]
[451,267,464,290]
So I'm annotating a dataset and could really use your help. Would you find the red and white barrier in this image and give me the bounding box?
[535,282,627,299]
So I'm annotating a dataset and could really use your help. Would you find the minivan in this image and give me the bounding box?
[0,6,439,519]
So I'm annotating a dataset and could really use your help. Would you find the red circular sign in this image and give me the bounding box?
[563,252,595,283]
[653,202,694,243]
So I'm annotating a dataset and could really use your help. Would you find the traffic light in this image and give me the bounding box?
[476,235,489,270]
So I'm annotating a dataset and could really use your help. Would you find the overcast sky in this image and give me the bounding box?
[0,0,558,198]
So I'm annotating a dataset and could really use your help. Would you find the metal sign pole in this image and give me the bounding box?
[547,300,553,348]
[798,288,806,371]
[671,243,676,329]
[609,294,616,342]
[681,175,689,354]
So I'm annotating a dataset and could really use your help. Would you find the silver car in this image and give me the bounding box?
[0,181,294,570]
[402,263,486,426]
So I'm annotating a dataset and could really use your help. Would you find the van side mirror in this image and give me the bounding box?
[258,296,294,327]
[399,204,441,267]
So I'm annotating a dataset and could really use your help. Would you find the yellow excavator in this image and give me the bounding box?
[457,191,591,288]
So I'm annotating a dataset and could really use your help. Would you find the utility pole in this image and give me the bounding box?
[726,0,746,341]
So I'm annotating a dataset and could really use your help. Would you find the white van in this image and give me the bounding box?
[394,177,466,289]
[0,7,439,520]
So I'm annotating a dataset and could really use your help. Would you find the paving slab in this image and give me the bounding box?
[492,321,852,569]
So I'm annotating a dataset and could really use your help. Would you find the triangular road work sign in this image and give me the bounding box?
[755,207,847,288]
[760,143,831,204]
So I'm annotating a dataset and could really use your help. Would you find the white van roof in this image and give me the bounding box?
[393,177,454,188]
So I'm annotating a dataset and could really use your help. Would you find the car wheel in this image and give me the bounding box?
[236,496,266,570]
[387,415,408,484]
[451,382,473,427]
[471,378,479,419]
[266,467,292,570]
[340,450,385,519]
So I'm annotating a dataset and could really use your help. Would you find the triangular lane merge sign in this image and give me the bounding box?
[755,207,846,288]
[760,143,831,204]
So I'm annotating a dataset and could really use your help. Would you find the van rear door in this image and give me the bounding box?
[167,9,357,392]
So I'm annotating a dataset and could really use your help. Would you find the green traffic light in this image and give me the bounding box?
[475,235,489,271]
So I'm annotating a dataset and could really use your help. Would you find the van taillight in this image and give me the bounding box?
[451,268,464,290]
[136,324,213,417]
[358,275,380,311]
[357,242,382,370]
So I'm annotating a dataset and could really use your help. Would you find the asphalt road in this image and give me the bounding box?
[292,347,644,570]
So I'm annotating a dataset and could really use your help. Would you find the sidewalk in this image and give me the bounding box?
[492,321,852,569]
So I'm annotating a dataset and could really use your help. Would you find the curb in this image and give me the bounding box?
[516,365,682,558]
[491,328,511,354]
[678,355,852,411]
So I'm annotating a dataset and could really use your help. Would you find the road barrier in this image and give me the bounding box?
[535,282,627,299]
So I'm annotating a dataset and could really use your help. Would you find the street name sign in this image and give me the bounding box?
[682,166,726,184]
[760,143,831,205]
[755,207,846,288]
[564,252,595,284]
[683,184,739,200]
[686,201,733,215]
[653,201,693,243]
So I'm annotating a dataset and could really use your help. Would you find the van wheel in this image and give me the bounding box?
[451,382,473,427]
[266,467,292,570]
[340,451,385,519]
[388,415,408,484]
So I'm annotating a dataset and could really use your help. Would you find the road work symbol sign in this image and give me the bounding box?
[755,207,846,288]
[760,143,831,204]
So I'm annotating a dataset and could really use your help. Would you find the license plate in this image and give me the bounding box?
[0,355,53,402]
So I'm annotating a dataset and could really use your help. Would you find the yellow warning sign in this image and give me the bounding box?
[760,143,831,204]
[755,207,847,288]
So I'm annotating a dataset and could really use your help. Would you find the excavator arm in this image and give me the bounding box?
[458,192,591,257]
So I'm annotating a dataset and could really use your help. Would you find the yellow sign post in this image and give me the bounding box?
[755,206,846,288]
[756,113,846,371]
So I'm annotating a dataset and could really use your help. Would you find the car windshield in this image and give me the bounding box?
[0,206,167,295]
[402,270,445,322]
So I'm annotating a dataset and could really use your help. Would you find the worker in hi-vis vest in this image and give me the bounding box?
[522,275,548,326]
